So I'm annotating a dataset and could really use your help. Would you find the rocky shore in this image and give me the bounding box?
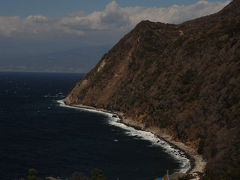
[62,101,206,178]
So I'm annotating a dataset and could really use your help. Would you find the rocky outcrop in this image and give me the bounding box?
[65,0,240,179]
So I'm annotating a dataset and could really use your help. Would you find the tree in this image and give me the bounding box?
[27,168,40,180]
[70,171,89,180]
[90,168,106,180]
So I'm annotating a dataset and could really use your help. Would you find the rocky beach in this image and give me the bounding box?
[60,100,206,178]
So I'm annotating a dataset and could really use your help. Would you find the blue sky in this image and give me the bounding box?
[0,0,228,17]
[0,0,231,72]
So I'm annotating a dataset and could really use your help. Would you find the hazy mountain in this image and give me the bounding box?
[0,45,110,73]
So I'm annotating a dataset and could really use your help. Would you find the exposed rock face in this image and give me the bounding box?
[65,0,240,179]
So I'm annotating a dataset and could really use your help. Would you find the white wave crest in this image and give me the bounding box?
[57,99,191,173]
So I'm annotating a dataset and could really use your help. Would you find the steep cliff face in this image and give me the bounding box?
[65,0,240,179]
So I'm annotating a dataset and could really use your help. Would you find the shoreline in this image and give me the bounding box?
[121,118,206,174]
[58,100,206,177]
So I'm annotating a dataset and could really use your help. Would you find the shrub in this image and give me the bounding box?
[90,168,106,180]
[70,171,89,180]
[27,168,40,180]
[180,69,196,85]
[198,138,205,154]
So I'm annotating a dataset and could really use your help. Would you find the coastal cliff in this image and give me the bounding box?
[65,0,240,179]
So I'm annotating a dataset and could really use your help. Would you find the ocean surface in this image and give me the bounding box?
[0,72,190,180]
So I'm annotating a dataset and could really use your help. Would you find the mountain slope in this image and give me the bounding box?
[65,0,240,179]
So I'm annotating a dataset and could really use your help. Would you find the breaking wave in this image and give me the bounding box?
[57,99,191,173]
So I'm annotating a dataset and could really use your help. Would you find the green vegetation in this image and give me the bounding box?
[90,168,106,180]
[70,171,89,180]
[27,168,40,180]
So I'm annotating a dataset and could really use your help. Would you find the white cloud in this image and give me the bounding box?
[121,0,230,25]
[0,15,84,37]
[26,15,48,23]
[0,0,230,38]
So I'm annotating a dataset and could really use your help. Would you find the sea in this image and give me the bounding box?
[0,72,190,180]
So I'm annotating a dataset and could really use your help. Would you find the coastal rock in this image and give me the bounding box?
[65,0,240,179]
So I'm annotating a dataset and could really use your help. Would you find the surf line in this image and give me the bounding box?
[57,99,191,174]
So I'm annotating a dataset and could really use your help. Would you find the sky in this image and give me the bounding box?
[0,0,231,73]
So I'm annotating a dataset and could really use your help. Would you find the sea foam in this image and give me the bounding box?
[57,100,191,173]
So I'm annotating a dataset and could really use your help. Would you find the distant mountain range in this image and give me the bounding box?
[65,0,240,179]
[0,45,110,73]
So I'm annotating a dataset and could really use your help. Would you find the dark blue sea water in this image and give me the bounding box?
[0,72,184,180]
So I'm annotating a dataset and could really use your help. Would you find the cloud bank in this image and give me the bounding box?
[0,1,230,38]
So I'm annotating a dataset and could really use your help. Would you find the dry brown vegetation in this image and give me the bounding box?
[65,0,240,179]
